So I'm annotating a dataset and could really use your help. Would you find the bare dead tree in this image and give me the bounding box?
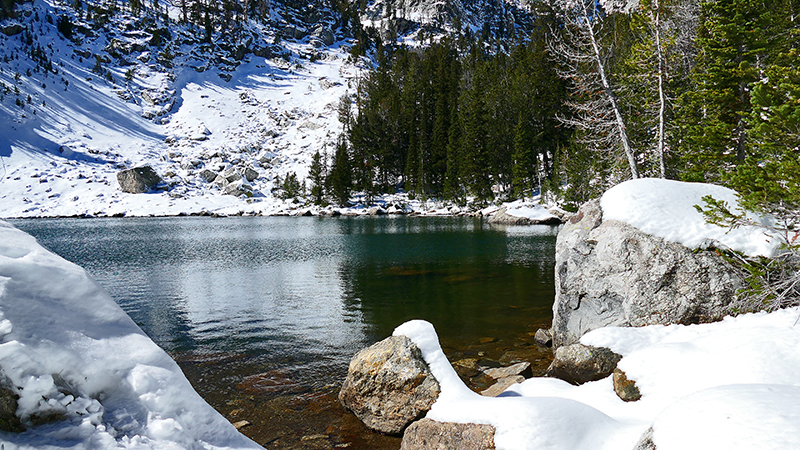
[548,0,639,179]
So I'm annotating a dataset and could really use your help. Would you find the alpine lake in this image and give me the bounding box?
[11,215,558,450]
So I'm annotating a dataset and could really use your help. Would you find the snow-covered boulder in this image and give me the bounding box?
[488,202,561,225]
[339,335,440,435]
[553,179,781,349]
[0,221,260,449]
[388,310,800,450]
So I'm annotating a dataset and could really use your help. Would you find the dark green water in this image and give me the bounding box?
[11,216,558,449]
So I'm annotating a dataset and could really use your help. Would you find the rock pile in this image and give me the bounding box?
[339,334,538,449]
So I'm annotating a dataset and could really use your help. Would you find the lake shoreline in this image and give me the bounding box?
[176,315,555,450]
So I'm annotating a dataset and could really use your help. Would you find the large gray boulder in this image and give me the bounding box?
[117,166,161,193]
[339,335,440,435]
[400,418,496,450]
[552,200,745,348]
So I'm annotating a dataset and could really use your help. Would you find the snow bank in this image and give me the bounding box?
[600,178,779,257]
[501,200,558,222]
[396,310,800,450]
[0,221,259,450]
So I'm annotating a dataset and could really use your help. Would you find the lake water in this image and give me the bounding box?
[11,216,558,449]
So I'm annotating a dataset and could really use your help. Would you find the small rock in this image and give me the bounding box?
[339,335,440,435]
[1,24,25,37]
[232,420,251,430]
[222,167,242,183]
[534,328,553,348]
[613,368,641,402]
[480,375,524,397]
[545,343,621,385]
[300,434,328,441]
[200,169,217,182]
[452,359,481,378]
[400,418,495,450]
[484,362,531,380]
[498,350,536,366]
[633,427,656,450]
[244,167,259,182]
[478,337,497,344]
[367,206,387,216]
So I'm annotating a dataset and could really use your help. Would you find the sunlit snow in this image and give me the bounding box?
[601,178,780,257]
[0,221,260,450]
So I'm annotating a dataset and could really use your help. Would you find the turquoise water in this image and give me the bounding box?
[12,216,558,448]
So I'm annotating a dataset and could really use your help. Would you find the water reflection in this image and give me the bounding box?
[11,216,557,390]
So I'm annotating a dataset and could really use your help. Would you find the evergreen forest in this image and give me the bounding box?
[314,0,799,224]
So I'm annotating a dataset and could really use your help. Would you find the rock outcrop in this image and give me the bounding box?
[117,166,161,193]
[400,418,496,450]
[339,335,440,435]
[552,199,746,348]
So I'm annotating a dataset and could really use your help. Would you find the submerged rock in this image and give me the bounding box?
[339,335,440,435]
[400,418,496,450]
[552,199,746,348]
[117,166,161,193]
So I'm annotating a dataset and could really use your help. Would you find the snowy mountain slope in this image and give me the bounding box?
[362,0,535,44]
[0,0,543,219]
[0,0,360,218]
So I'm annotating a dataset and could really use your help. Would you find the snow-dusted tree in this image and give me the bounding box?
[548,0,640,180]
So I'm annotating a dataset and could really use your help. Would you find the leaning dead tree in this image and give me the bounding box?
[548,0,640,180]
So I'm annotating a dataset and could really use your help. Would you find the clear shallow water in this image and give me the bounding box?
[12,216,558,448]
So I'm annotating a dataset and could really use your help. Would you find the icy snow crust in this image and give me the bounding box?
[396,312,800,450]
[601,178,779,257]
[0,221,260,450]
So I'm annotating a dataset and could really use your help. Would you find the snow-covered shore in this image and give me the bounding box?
[0,221,260,450]
[396,310,800,450]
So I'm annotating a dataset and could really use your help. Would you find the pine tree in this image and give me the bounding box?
[676,0,769,182]
[328,138,352,206]
[308,150,327,206]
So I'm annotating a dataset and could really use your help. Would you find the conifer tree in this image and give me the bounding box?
[308,150,327,206]
[329,138,353,207]
[676,0,769,182]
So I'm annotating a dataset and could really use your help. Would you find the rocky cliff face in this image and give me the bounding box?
[552,200,746,348]
[362,0,534,42]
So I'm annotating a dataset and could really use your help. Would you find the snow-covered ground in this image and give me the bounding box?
[397,309,800,450]
[0,0,368,218]
[0,220,261,449]
[390,179,795,450]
